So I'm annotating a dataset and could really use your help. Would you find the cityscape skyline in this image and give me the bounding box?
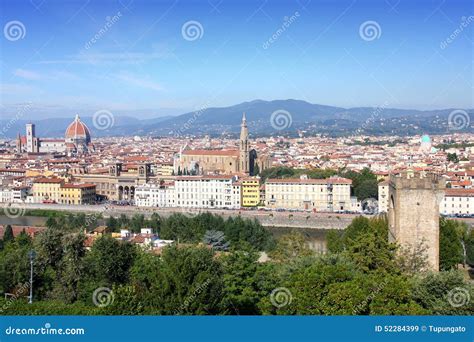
[1,0,473,120]
[0,0,473,330]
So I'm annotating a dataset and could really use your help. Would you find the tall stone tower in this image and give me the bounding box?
[388,172,445,271]
[16,132,22,153]
[239,112,249,174]
[26,123,38,153]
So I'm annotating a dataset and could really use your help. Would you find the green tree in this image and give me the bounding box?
[253,163,260,176]
[220,250,262,314]
[106,216,119,232]
[0,232,32,294]
[85,235,137,285]
[52,233,86,303]
[447,153,459,163]
[3,225,14,243]
[326,216,397,273]
[259,166,296,182]
[326,216,371,253]
[326,230,344,253]
[269,231,313,262]
[146,246,224,314]
[439,219,463,270]
[355,179,378,201]
[148,213,161,234]
[411,270,474,315]
[465,229,474,267]
[203,230,229,251]
[340,167,378,200]
[397,240,429,274]
[261,255,356,315]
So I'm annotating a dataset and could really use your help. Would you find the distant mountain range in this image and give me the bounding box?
[1,99,472,139]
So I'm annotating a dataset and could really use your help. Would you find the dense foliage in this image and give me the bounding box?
[259,167,337,182]
[0,213,472,315]
[439,219,464,271]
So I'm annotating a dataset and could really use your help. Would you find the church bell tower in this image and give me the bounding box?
[239,113,250,174]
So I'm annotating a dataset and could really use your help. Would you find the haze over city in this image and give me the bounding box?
[1,0,472,123]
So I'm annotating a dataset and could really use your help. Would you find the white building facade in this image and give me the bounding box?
[12,186,30,203]
[175,175,241,209]
[265,175,352,212]
[135,182,175,207]
[440,189,474,216]
[0,188,13,203]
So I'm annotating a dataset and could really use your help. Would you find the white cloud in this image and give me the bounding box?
[37,46,175,65]
[13,69,42,80]
[0,83,37,95]
[11,69,80,81]
[116,72,163,91]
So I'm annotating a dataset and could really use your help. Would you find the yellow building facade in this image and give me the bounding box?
[33,178,96,204]
[32,178,63,203]
[241,178,261,207]
[60,184,96,205]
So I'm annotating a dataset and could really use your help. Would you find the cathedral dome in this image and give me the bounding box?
[65,115,91,143]
[421,135,431,144]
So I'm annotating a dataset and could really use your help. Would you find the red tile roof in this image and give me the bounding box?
[34,177,63,184]
[65,115,91,140]
[0,226,45,239]
[445,189,474,197]
[62,183,96,189]
[182,149,240,157]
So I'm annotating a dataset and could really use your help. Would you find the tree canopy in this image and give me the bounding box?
[0,212,472,316]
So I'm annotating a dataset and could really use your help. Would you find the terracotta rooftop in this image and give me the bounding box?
[445,189,474,197]
[0,225,45,239]
[34,177,63,184]
[182,149,240,157]
[62,183,96,189]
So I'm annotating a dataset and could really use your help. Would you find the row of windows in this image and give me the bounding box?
[177,201,237,206]
[269,194,348,200]
[444,204,471,208]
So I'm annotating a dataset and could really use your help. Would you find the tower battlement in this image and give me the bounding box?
[390,172,445,190]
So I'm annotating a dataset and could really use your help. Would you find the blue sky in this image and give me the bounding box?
[0,0,473,119]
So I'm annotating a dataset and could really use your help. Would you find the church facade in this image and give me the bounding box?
[175,113,270,176]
